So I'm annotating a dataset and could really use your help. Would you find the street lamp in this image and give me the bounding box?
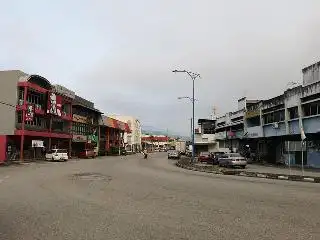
[173,69,201,163]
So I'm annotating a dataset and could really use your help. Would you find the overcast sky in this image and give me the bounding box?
[1,0,320,135]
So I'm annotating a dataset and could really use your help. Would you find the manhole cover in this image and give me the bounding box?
[72,173,112,182]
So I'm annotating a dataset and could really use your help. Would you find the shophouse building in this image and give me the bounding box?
[0,70,74,162]
[100,116,131,155]
[108,115,142,152]
[71,95,102,157]
[216,61,320,168]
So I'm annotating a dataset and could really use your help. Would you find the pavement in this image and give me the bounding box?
[196,162,320,177]
[1,153,320,240]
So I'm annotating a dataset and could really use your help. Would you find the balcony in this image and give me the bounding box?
[16,123,49,132]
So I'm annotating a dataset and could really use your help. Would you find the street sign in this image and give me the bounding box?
[32,140,44,148]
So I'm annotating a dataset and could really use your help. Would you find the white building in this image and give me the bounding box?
[109,115,142,152]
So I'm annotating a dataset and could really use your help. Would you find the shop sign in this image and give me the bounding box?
[73,114,88,124]
[32,140,44,148]
[246,126,263,138]
[52,85,75,99]
[245,110,260,119]
[47,92,63,116]
[25,104,35,121]
[88,135,98,143]
[215,132,226,140]
[72,134,87,142]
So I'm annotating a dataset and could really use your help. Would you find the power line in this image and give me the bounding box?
[0,101,16,108]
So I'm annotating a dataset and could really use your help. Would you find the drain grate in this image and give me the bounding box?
[72,172,112,182]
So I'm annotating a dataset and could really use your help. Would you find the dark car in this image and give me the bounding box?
[207,152,225,165]
[198,152,210,163]
[79,149,96,159]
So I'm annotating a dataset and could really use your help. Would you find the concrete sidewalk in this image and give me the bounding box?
[243,164,320,177]
[196,162,320,178]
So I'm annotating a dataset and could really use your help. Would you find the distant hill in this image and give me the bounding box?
[142,125,189,140]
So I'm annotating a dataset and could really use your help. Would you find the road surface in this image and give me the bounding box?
[0,153,319,240]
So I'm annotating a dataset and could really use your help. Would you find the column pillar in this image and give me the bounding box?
[20,86,28,161]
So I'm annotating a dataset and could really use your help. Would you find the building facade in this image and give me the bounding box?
[71,95,102,157]
[194,119,218,154]
[0,70,74,162]
[109,115,142,152]
[141,135,170,151]
[215,61,320,168]
[100,116,130,155]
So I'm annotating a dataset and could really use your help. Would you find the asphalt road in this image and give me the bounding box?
[1,153,320,240]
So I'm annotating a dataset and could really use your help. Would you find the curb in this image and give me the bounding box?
[176,162,320,184]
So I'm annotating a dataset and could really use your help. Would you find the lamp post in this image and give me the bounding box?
[173,70,200,163]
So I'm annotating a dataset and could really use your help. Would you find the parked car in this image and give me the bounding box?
[168,150,180,159]
[46,149,68,162]
[198,152,211,163]
[207,152,225,165]
[79,149,96,159]
[218,153,247,168]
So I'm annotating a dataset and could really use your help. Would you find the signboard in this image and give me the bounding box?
[72,134,87,142]
[32,140,44,148]
[246,126,263,138]
[73,114,88,124]
[245,110,260,119]
[47,92,62,116]
[52,85,75,99]
[215,131,226,140]
[25,104,35,121]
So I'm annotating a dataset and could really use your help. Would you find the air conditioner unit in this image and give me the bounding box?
[273,122,279,129]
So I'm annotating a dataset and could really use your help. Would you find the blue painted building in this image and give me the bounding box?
[216,61,320,167]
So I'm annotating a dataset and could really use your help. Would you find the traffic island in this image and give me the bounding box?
[176,158,320,184]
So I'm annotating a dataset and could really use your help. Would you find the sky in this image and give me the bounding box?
[1,0,320,135]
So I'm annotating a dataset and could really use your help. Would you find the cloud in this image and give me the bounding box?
[1,0,320,134]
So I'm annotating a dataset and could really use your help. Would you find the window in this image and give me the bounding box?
[17,112,23,123]
[263,110,284,124]
[303,102,320,117]
[288,107,299,119]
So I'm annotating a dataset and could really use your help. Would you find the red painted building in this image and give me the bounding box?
[99,116,131,155]
[0,71,75,162]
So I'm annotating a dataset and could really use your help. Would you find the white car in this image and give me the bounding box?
[46,149,69,161]
[168,150,180,159]
[218,153,247,168]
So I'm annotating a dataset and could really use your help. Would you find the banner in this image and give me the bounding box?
[47,92,62,116]
[25,104,34,121]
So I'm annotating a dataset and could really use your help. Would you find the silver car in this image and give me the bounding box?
[218,153,247,168]
[168,150,180,159]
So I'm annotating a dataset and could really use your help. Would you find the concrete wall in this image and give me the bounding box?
[303,62,320,86]
[0,70,26,135]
